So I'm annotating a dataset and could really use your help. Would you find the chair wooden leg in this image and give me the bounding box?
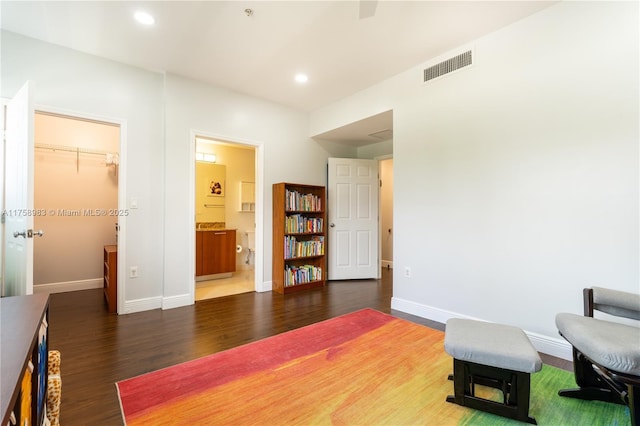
[446,359,537,425]
[559,348,625,405]
[558,387,621,404]
[559,347,639,426]
[629,384,639,426]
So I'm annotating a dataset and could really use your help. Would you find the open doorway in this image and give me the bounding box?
[379,157,393,270]
[193,136,257,300]
[32,111,120,307]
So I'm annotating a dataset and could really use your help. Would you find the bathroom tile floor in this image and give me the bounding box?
[195,269,255,300]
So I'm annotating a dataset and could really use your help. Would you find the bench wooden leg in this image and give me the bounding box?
[446,358,537,424]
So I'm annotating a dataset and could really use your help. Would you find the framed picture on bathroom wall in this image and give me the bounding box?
[199,163,226,197]
[208,180,224,197]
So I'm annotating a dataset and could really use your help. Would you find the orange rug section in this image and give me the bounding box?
[117,309,465,425]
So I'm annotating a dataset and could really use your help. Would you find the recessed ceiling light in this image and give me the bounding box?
[134,11,155,26]
[294,73,309,84]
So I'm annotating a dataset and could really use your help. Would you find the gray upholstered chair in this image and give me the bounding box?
[556,287,640,426]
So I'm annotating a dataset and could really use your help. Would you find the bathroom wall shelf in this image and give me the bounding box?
[238,181,255,212]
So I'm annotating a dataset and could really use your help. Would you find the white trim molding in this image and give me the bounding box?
[123,296,162,314]
[162,293,192,310]
[33,278,102,294]
[391,296,572,361]
[257,280,273,293]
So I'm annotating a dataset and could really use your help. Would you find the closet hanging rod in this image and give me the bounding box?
[34,143,116,157]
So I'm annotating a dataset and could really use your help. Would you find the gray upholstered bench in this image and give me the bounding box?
[444,318,543,424]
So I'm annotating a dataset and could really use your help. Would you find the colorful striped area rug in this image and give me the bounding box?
[116,308,629,425]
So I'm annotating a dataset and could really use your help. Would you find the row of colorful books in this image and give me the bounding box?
[285,189,322,212]
[285,214,324,234]
[284,235,324,259]
[284,264,323,286]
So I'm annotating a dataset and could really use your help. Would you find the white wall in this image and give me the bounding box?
[162,74,353,306]
[311,1,639,359]
[1,31,165,310]
[356,139,393,159]
[1,31,355,313]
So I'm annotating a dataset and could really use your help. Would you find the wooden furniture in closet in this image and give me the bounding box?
[104,244,117,313]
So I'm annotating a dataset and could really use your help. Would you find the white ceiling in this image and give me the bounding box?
[1,1,554,144]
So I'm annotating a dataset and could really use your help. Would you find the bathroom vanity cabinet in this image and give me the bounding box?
[196,229,237,277]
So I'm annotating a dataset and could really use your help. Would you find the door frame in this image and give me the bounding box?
[188,129,264,301]
[35,104,127,313]
[375,154,393,273]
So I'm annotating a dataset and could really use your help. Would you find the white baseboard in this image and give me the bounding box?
[381,260,393,269]
[123,296,162,314]
[257,280,273,292]
[391,296,572,361]
[34,278,102,294]
[162,293,192,310]
[526,331,573,361]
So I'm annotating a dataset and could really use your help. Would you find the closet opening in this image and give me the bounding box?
[33,111,121,313]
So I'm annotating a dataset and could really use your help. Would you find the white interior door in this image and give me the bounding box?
[327,157,379,280]
[3,81,35,296]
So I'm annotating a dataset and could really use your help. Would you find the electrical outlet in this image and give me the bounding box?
[404,267,411,278]
[130,266,139,278]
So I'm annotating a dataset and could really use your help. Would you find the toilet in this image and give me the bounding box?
[244,231,255,266]
[245,231,255,253]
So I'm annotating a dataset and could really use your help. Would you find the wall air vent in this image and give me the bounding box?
[423,50,473,83]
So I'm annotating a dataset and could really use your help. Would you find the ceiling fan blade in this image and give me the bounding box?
[358,0,378,19]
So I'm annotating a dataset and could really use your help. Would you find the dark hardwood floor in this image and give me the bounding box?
[48,268,570,425]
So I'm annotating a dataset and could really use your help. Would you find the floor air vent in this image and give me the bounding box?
[423,50,472,83]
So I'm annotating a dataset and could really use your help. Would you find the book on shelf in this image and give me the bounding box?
[285,189,322,212]
[284,264,323,286]
[285,214,324,234]
[284,236,324,259]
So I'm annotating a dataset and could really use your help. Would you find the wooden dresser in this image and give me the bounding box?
[103,245,117,313]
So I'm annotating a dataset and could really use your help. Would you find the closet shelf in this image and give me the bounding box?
[35,143,119,173]
[35,143,116,157]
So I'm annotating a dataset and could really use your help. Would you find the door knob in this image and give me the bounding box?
[330,223,335,228]
[13,229,44,238]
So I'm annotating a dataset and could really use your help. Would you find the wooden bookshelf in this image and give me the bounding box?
[272,183,326,294]
[1,294,49,426]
